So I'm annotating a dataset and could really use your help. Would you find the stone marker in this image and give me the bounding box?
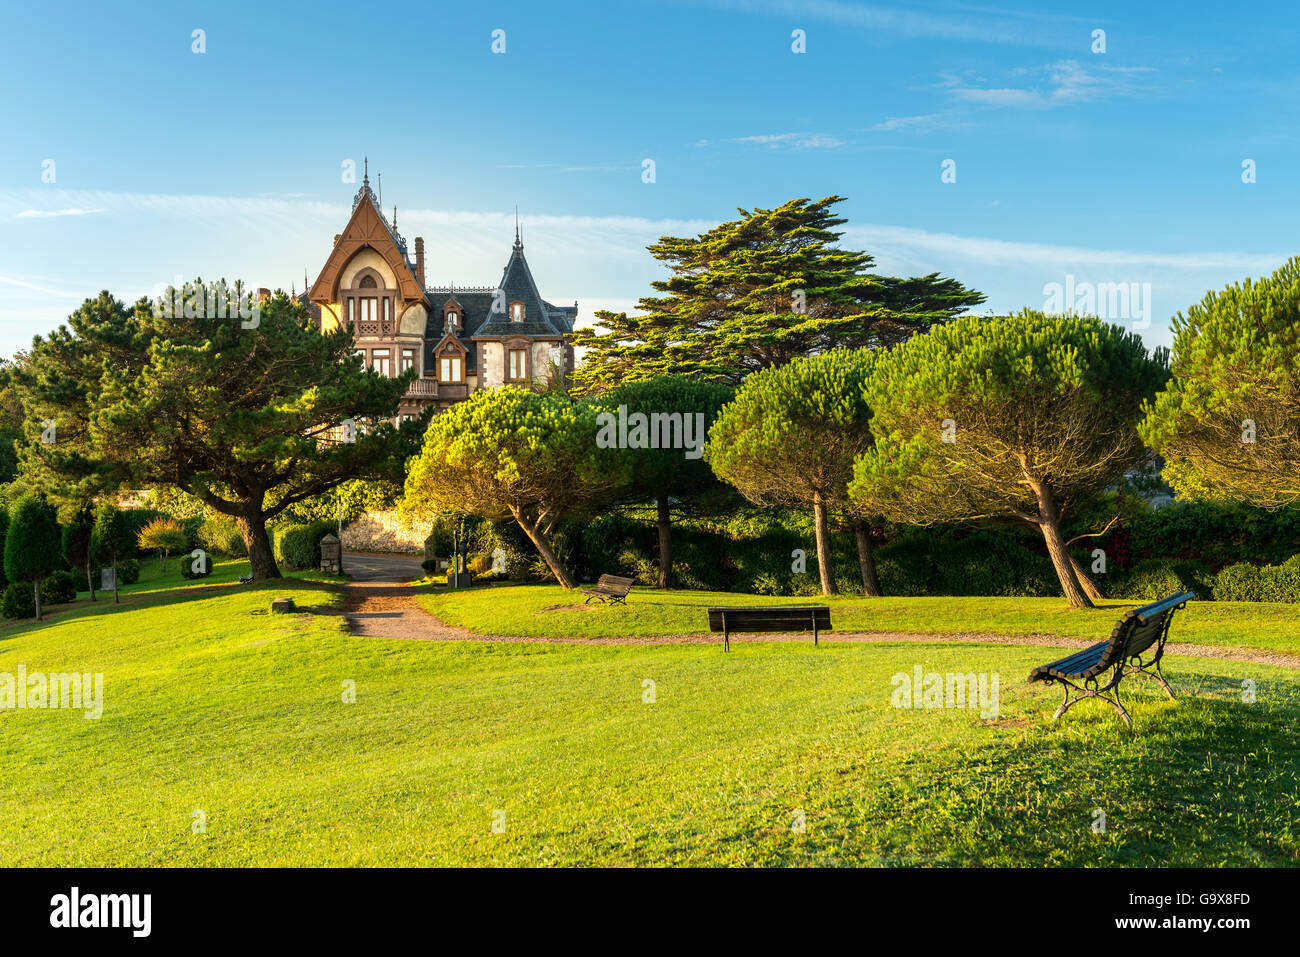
[101,567,116,590]
[319,533,342,574]
[270,596,295,614]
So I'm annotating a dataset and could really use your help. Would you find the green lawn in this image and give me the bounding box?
[0,568,1297,865]
[420,584,1300,654]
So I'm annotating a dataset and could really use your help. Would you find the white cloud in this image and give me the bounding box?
[15,207,105,219]
[947,59,1159,109]
[729,132,846,148]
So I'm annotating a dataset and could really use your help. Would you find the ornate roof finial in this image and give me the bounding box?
[363,156,369,187]
[514,205,522,250]
[393,205,397,228]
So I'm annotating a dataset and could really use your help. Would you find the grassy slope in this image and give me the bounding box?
[420,585,1300,653]
[1,568,1297,865]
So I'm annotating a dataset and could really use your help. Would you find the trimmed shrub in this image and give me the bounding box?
[180,549,213,579]
[2,581,34,619]
[1111,558,1207,601]
[118,558,141,585]
[1212,560,1300,603]
[40,569,78,605]
[274,520,335,570]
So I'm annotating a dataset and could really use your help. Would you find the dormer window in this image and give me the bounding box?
[445,308,460,330]
[510,301,525,323]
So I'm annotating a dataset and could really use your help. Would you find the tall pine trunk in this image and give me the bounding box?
[1031,480,1092,609]
[86,559,96,602]
[112,554,119,604]
[812,494,837,596]
[656,497,673,590]
[511,508,577,589]
[236,508,280,580]
[852,520,882,597]
[33,576,42,622]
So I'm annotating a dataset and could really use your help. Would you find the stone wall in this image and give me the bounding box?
[340,510,426,554]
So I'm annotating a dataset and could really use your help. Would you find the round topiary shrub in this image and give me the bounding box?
[118,558,141,585]
[39,569,78,605]
[2,581,35,619]
[180,551,213,579]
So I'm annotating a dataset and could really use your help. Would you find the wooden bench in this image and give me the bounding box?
[707,606,831,652]
[1028,590,1195,728]
[581,574,636,605]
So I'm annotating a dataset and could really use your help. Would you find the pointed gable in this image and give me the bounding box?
[472,238,567,338]
[311,183,425,305]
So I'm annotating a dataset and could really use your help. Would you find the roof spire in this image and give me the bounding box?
[393,205,397,228]
[514,205,522,251]
[363,156,369,187]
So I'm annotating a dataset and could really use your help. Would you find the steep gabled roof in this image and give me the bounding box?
[471,237,567,338]
[310,182,425,305]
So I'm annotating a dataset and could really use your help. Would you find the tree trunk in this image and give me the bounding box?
[33,576,42,622]
[1031,481,1093,609]
[112,554,119,604]
[656,497,673,590]
[86,559,96,602]
[511,508,577,589]
[236,509,281,580]
[812,495,837,596]
[1067,552,1106,601]
[852,521,882,597]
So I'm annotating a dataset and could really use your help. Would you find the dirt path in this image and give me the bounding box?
[337,556,1300,669]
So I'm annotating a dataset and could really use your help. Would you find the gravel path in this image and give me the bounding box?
[337,557,1300,669]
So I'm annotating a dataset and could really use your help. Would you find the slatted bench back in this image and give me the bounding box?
[595,574,636,592]
[1097,590,1195,671]
[706,606,831,633]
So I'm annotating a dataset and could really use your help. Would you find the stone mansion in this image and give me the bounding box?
[306,172,577,418]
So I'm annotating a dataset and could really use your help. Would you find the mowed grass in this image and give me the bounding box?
[0,570,1297,865]
[420,584,1300,654]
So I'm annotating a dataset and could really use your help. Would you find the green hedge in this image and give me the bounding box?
[273,520,335,570]
[1212,557,1300,603]
[1108,558,1210,601]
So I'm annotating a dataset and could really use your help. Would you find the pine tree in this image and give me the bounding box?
[15,285,421,579]
[4,496,63,621]
[569,196,984,393]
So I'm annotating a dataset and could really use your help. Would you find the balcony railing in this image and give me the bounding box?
[402,379,468,401]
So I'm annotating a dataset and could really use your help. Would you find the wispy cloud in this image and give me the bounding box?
[15,207,105,219]
[946,59,1158,108]
[869,112,968,133]
[845,222,1284,271]
[729,132,846,148]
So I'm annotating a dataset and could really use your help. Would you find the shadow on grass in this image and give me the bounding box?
[813,680,1300,866]
[0,564,345,640]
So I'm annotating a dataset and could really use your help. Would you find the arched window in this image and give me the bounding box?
[344,267,396,336]
[510,301,525,322]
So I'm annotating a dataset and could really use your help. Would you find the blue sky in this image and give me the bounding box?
[2,0,1298,357]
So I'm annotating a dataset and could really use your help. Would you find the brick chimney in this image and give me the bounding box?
[257,287,271,302]
[414,236,425,288]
